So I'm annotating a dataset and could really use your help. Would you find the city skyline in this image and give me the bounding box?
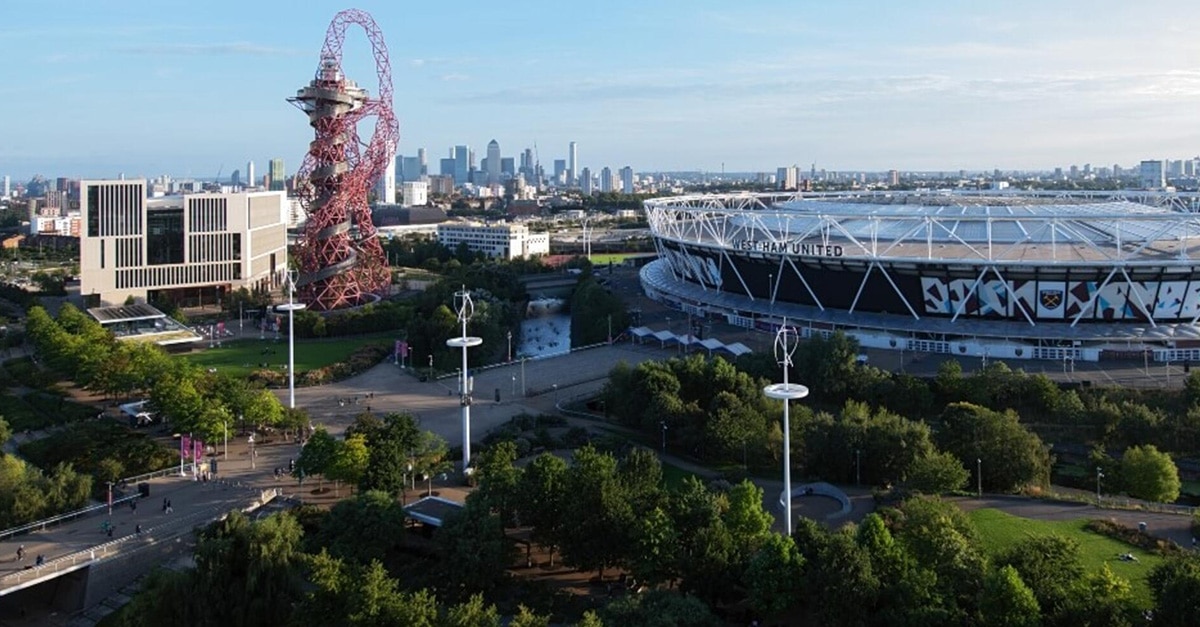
[2,0,1199,180]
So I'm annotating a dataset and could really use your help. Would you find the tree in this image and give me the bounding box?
[1148,555,1200,627]
[997,534,1083,619]
[517,452,569,566]
[979,565,1041,627]
[313,490,407,565]
[628,507,679,588]
[744,533,804,618]
[509,605,551,627]
[328,434,369,496]
[442,594,500,627]
[574,611,604,627]
[1063,563,1141,627]
[0,416,11,449]
[600,589,722,627]
[723,479,773,555]
[1121,444,1181,503]
[559,445,634,579]
[297,428,338,491]
[937,402,1051,492]
[434,494,514,601]
[472,441,522,525]
[903,450,969,494]
[360,412,421,496]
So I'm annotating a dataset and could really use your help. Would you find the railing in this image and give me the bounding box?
[0,464,194,542]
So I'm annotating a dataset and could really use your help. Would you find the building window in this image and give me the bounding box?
[146,208,184,265]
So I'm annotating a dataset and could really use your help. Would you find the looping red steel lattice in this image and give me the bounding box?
[290,9,397,311]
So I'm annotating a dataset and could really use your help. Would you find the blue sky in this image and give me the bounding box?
[2,0,1199,180]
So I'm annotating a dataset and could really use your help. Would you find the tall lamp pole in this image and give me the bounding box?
[446,286,482,475]
[1096,467,1104,504]
[276,267,306,409]
[764,321,809,537]
[977,458,983,498]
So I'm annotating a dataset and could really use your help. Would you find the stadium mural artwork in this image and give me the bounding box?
[643,191,1200,361]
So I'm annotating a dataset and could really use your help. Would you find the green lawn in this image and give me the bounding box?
[587,253,637,265]
[174,332,396,378]
[968,508,1161,608]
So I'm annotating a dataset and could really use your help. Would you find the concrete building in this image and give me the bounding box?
[246,161,255,189]
[376,155,397,204]
[600,167,613,193]
[402,180,429,207]
[436,222,550,259]
[580,167,593,195]
[80,180,288,306]
[454,145,469,185]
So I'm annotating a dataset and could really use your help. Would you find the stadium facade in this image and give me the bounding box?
[641,191,1200,363]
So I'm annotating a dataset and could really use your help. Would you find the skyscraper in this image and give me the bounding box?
[2,175,9,198]
[553,160,567,183]
[500,158,515,179]
[580,167,593,195]
[268,158,285,192]
[453,145,469,185]
[486,140,501,185]
[417,148,427,175]
[400,156,422,182]
[231,169,241,187]
[568,141,578,185]
[246,161,255,189]
[600,167,613,193]
[620,166,633,194]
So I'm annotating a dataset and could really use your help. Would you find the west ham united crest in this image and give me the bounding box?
[1039,289,1063,309]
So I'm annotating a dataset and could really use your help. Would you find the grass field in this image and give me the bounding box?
[968,508,1161,608]
[586,253,639,265]
[662,461,700,491]
[174,332,395,378]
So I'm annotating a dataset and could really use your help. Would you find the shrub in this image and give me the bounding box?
[1084,518,1187,556]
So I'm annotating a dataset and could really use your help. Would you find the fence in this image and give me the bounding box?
[0,464,196,542]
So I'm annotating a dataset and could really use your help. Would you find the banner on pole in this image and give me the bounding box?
[181,435,192,460]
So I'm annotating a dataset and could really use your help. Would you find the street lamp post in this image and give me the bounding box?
[1096,467,1104,504]
[764,321,809,537]
[856,449,861,486]
[977,458,982,497]
[446,286,483,475]
[511,375,516,398]
[507,330,512,362]
[768,273,774,324]
[276,268,306,410]
[660,421,668,454]
[107,481,114,516]
[521,357,527,397]
[428,354,433,382]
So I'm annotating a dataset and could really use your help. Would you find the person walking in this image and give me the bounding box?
[16,545,25,562]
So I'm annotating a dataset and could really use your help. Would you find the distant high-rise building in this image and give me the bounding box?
[453,145,469,185]
[1140,160,1165,189]
[1068,165,1079,180]
[521,148,534,178]
[486,140,501,185]
[417,148,427,175]
[553,159,567,183]
[568,141,578,185]
[246,161,256,189]
[580,167,593,195]
[500,157,514,179]
[1053,167,1064,179]
[376,155,396,204]
[776,166,798,191]
[400,156,422,182]
[620,166,633,194]
[888,169,900,186]
[600,167,613,193]
[2,176,8,198]
[231,169,241,187]
[440,157,456,180]
[268,158,286,191]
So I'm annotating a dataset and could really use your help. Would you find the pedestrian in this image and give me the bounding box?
[107,526,113,538]
[16,545,24,561]
[135,524,142,535]
[166,500,173,514]
[35,554,43,567]
[130,500,136,513]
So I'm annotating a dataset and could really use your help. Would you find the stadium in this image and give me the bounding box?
[640,191,1200,363]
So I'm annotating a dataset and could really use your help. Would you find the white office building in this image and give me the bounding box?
[402,181,429,207]
[376,155,397,204]
[80,179,288,306]
[436,222,550,259]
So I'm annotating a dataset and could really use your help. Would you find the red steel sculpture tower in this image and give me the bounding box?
[289,9,396,310]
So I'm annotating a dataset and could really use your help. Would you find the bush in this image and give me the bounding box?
[535,414,567,428]
[564,426,590,447]
[4,357,58,390]
[1084,518,1188,556]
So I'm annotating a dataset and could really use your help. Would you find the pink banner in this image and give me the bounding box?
[194,438,204,461]
[217,321,225,334]
[181,435,192,460]
[400,341,409,357]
